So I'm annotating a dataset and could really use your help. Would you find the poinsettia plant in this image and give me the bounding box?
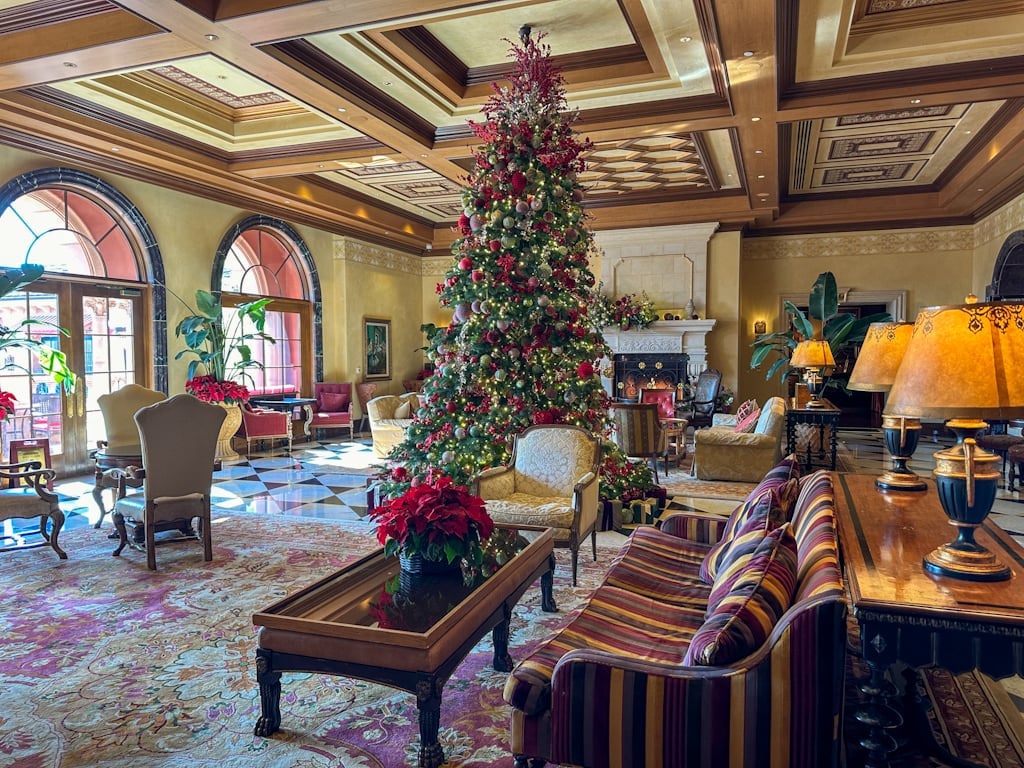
[369,471,494,566]
[185,374,249,405]
[0,390,16,420]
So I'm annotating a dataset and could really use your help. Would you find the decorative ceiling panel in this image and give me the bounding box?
[0,0,1019,242]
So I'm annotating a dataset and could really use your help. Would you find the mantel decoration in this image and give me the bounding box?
[173,288,275,460]
[368,472,494,575]
[0,265,77,420]
[589,285,658,331]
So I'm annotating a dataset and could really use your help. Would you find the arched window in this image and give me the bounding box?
[213,216,321,396]
[0,168,164,474]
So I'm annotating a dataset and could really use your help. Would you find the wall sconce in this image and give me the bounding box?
[753,320,767,335]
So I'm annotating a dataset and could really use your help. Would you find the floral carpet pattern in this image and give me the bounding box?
[1,513,614,767]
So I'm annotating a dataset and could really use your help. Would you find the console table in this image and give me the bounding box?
[786,399,840,470]
[834,472,1024,768]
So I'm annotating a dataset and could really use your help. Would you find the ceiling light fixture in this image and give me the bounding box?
[910,98,921,104]
[680,36,692,43]
[754,149,763,154]
[337,107,346,113]
[757,174,765,179]
[751,116,761,122]
[205,34,219,41]
[742,50,754,57]
[63,62,77,68]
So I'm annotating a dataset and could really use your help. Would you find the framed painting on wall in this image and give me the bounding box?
[364,318,391,380]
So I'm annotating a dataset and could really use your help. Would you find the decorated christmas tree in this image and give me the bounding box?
[384,30,652,498]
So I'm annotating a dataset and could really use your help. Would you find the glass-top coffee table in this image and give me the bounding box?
[252,525,556,768]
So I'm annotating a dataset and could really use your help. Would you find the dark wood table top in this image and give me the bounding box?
[831,475,1024,638]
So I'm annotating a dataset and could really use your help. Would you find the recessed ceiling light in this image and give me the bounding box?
[910,98,921,104]
[63,61,77,68]
[111,146,119,152]
[337,107,346,113]
[742,51,755,57]
[965,129,972,134]
[382,81,393,87]
[680,36,692,43]
[977,188,984,192]
[205,34,219,41]
[754,149,763,154]
[757,174,765,179]
[750,116,761,122]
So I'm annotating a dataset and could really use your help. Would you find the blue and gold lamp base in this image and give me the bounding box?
[877,415,927,492]
[923,419,1010,582]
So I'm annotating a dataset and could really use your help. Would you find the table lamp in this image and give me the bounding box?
[790,338,835,408]
[847,322,927,491]
[886,297,1024,581]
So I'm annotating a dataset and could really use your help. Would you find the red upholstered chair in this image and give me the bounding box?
[311,382,354,440]
[355,382,377,433]
[239,402,291,454]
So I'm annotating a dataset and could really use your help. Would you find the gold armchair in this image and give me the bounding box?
[473,424,601,586]
[111,394,225,570]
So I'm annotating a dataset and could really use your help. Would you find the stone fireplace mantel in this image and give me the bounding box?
[603,319,716,378]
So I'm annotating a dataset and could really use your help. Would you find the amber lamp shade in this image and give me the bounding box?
[790,339,835,407]
[847,322,926,491]
[886,299,1024,581]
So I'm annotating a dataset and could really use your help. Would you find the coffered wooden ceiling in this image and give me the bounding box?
[0,0,1022,253]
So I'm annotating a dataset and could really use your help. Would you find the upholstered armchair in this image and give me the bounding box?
[239,402,291,454]
[0,460,66,559]
[112,394,225,571]
[473,424,601,586]
[692,396,788,482]
[366,393,419,458]
[97,384,166,453]
[94,384,166,528]
[609,402,668,483]
[310,382,353,440]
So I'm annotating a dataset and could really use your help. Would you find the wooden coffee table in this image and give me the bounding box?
[252,526,556,768]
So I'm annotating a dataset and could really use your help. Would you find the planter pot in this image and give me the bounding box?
[214,402,242,461]
[398,551,461,576]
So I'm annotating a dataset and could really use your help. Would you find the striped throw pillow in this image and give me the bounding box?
[704,479,797,615]
[684,523,799,666]
[699,455,801,584]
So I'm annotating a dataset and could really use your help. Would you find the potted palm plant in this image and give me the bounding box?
[173,289,275,460]
[750,272,890,388]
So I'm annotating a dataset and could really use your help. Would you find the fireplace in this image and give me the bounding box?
[601,319,716,401]
[613,353,689,401]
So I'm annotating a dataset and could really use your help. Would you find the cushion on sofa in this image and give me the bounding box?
[704,480,797,615]
[320,392,349,412]
[734,398,758,421]
[683,522,798,666]
[394,400,412,419]
[699,455,801,584]
[733,407,761,433]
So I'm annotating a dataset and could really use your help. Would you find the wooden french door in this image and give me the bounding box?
[0,280,147,476]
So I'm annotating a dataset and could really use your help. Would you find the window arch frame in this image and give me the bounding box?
[211,215,323,389]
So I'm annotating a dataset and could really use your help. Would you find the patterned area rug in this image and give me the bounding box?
[1,514,618,767]
[7,512,1023,767]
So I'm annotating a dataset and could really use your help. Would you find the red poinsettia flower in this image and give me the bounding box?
[0,390,16,420]
[185,375,250,405]
[369,473,494,565]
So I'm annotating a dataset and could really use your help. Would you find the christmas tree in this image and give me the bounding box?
[385,30,650,497]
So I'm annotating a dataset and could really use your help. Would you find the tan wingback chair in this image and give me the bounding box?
[111,394,225,571]
[366,393,419,458]
[692,396,788,482]
[473,424,601,586]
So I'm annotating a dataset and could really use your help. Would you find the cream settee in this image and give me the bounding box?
[366,393,419,457]
[692,396,788,482]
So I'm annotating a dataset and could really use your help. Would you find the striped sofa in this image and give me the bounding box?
[503,458,846,768]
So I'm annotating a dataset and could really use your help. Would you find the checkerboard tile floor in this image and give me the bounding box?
[4,427,1023,551]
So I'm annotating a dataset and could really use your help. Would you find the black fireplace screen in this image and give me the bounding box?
[612,353,689,401]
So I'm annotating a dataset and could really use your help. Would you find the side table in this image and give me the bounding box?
[92,443,143,529]
[786,400,840,470]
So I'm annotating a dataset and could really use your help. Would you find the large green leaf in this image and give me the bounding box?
[807,272,838,322]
